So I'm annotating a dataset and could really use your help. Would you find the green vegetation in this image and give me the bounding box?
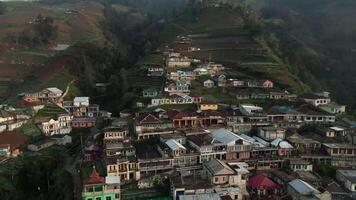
[251,0,356,111]
[0,2,6,15]
[0,146,73,200]
[7,14,58,48]
[313,161,336,179]
[35,103,67,118]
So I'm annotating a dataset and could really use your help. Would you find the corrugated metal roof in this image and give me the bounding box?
[165,139,186,151]
[288,179,320,195]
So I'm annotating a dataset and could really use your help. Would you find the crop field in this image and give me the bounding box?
[175,7,244,32]
[0,1,106,45]
[183,49,276,64]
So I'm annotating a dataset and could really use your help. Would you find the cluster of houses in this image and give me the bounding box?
[2,33,356,200]
[0,87,111,161]
[141,35,295,109]
[81,88,355,199]
[81,34,354,199]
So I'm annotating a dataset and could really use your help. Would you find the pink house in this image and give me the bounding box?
[261,80,274,88]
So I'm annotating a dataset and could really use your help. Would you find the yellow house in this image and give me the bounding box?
[198,102,218,111]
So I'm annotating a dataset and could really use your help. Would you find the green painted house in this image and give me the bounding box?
[142,89,158,98]
[82,168,121,200]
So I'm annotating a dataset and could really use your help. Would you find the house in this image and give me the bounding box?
[142,88,158,98]
[170,172,215,200]
[0,132,28,157]
[228,79,244,87]
[0,109,14,123]
[23,87,63,103]
[230,89,250,100]
[84,144,102,162]
[247,174,282,198]
[269,90,296,100]
[287,179,331,200]
[74,97,90,107]
[336,169,356,196]
[202,159,248,190]
[297,106,336,124]
[287,133,321,154]
[72,117,96,128]
[168,70,195,81]
[203,79,215,88]
[198,102,218,111]
[166,54,191,68]
[169,110,225,129]
[271,138,294,156]
[193,67,208,76]
[164,80,190,96]
[319,102,346,114]
[168,42,197,53]
[150,94,196,107]
[257,126,286,141]
[316,126,341,138]
[106,155,140,182]
[82,168,121,200]
[27,135,72,151]
[38,114,73,136]
[267,106,304,125]
[103,126,129,143]
[146,64,164,77]
[260,80,274,88]
[239,104,264,116]
[299,92,331,107]
[64,97,100,118]
[215,186,244,200]
[211,128,252,160]
[178,193,222,200]
[134,113,173,139]
[323,143,356,167]
[187,133,226,162]
[217,74,227,87]
[289,159,313,172]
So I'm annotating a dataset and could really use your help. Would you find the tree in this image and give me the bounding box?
[32,14,58,44]
[0,2,6,15]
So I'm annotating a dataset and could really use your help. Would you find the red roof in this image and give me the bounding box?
[169,43,191,52]
[248,174,281,190]
[85,168,104,185]
[140,114,161,124]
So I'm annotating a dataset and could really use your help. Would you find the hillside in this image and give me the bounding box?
[245,0,356,113]
[0,0,150,103]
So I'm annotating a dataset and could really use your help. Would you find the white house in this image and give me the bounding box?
[287,179,331,200]
[203,79,215,88]
[336,169,356,195]
[299,93,331,107]
[38,114,73,136]
[289,159,313,172]
[194,67,208,76]
[73,97,90,107]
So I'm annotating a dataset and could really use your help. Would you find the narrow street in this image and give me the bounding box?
[64,126,101,200]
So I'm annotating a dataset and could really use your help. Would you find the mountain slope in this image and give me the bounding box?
[248,0,356,112]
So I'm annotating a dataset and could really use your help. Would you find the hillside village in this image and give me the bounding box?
[1,31,356,199]
[1,1,356,200]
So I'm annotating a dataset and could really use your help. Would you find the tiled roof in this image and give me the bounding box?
[85,168,104,185]
[139,113,161,124]
[248,174,281,190]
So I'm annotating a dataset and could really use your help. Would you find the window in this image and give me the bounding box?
[106,197,112,200]
[96,198,101,200]
[215,177,219,182]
